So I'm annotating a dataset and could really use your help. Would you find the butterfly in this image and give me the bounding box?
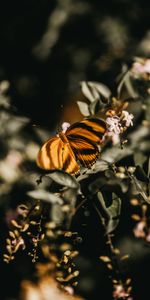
[37,118,106,175]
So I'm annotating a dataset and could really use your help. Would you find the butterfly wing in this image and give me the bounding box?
[37,136,80,174]
[66,118,106,144]
[67,137,99,168]
[66,118,106,168]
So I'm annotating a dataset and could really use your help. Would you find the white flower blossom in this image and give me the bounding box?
[106,131,120,145]
[122,110,134,127]
[106,116,122,134]
[132,59,150,75]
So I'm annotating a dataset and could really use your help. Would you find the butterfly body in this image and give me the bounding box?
[37,118,106,174]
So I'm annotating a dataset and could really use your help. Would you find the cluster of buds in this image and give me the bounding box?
[43,223,81,293]
[100,235,133,300]
[3,203,45,263]
[4,225,26,263]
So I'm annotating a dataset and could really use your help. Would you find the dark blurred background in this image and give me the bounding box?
[0,1,150,299]
[0,0,150,128]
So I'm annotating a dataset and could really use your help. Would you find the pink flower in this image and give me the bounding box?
[113,284,131,299]
[131,58,150,78]
[133,221,146,238]
[106,131,120,145]
[146,230,150,242]
[122,111,134,127]
[106,116,122,134]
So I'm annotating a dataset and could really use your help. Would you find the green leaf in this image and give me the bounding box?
[77,101,90,116]
[46,170,79,189]
[27,190,63,204]
[97,192,121,234]
[80,81,111,103]
[89,99,100,115]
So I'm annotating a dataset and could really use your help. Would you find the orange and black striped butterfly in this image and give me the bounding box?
[37,118,106,175]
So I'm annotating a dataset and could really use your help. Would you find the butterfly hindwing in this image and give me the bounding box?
[68,137,99,168]
[37,136,80,174]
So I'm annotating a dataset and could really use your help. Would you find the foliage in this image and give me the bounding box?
[0,54,150,300]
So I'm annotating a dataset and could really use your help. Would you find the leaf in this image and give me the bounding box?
[89,99,99,115]
[107,193,121,220]
[134,152,147,168]
[46,171,79,189]
[134,165,149,182]
[97,192,121,234]
[80,81,98,102]
[88,82,111,99]
[27,190,63,205]
[77,101,90,116]
[117,68,138,99]
[90,160,109,172]
[80,81,111,103]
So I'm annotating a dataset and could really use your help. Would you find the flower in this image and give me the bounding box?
[133,220,146,238]
[106,116,122,134]
[131,58,150,81]
[132,59,150,75]
[106,131,120,145]
[105,116,122,145]
[146,229,150,242]
[113,284,132,299]
[122,111,134,127]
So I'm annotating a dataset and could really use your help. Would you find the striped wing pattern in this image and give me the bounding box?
[37,136,80,174]
[67,137,99,168]
[37,118,106,174]
[66,118,106,143]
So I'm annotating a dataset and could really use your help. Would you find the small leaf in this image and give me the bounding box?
[107,194,121,220]
[77,101,90,116]
[90,160,109,172]
[9,231,15,239]
[89,99,100,115]
[89,82,111,99]
[27,190,63,205]
[47,170,79,189]
[97,192,121,234]
[80,81,111,103]
[99,256,111,262]
[80,81,97,102]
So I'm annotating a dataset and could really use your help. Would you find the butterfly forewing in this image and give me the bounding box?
[66,118,106,144]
